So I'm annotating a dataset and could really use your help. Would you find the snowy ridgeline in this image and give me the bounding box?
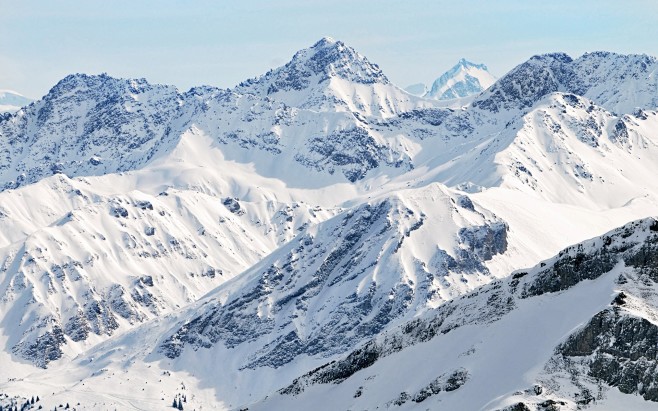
[0,38,657,410]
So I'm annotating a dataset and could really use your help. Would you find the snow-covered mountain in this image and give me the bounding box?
[1,39,658,410]
[233,37,430,117]
[424,58,496,100]
[0,89,33,113]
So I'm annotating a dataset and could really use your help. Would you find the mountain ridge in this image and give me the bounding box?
[1,39,658,410]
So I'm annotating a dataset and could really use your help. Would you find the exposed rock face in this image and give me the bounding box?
[523,220,654,297]
[222,197,244,215]
[235,37,389,94]
[0,74,182,190]
[0,183,303,367]
[474,52,658,114]
[474,54,579,112]
[160,187,509,369]
[13,325,66,369]
[459,222,508,261]
[296,126,410,182]
[557,308,658,401]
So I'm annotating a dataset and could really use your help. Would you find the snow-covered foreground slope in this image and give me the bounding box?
[249,218,658,410]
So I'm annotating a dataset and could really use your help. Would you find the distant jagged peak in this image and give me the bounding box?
[311,35,338,48]
[528,49,655,67]
[0,71,184,190]
[455,58,489,71]
[404,82,428,96]
[572,50,658,87]
[235,37,389,95]
[0,89,34,114]
[471,53,578,112]
[424,58,495,100]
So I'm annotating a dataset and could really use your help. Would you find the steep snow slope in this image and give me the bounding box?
[415,93,658,208]
[0,182,510,410]
[157,184,508,369]
[251,218,658,411]
[178,88,419,185]
[424,58,496,100]
[0,164,339,368]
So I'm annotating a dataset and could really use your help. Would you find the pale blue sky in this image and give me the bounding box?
[2,0,658,98]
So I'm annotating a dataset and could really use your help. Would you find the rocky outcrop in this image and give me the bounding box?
[556,308,658,401]
[160,188,509,370]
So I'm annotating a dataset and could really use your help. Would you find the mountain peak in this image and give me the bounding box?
[457,58,488,71]
[311,36,338,49]
[287,37,389,85]
[424,58,496,100]
[48,73,158,97]
[236,37,389,95]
